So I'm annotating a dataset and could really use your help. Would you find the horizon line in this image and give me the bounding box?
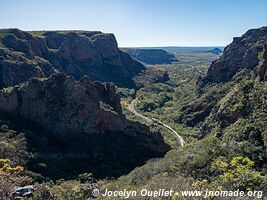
[0,27,228,48]
[119,45,226,48]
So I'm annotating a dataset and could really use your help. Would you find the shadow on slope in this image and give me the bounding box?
[0,113,169,180]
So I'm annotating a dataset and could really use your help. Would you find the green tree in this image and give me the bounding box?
[192,156,265,191]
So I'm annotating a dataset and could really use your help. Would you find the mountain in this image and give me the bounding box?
[200,26,267,85]
[0,29,169,180]
[1,26,266,198]
[207,47,223,55]
[122,48,178,64]
[137,46,225,53]
[0,73,169,179]
[0,73,126,135]
[180,27,267,127]
[0,28,145,88]
[178,27,267,167]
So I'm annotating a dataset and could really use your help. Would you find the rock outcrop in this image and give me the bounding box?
[200,26,267,85]
[0,29,145,88]
[122,48,178,65]
[180,27,267,127]
[2,72,153,137]
[0,28,170,180]
[0,73,126,135]
[0,73,169,178]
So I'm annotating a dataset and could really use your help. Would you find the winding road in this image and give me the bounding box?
[128,99,186,147]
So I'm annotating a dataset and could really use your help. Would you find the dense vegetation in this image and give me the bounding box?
[104,49,267,199]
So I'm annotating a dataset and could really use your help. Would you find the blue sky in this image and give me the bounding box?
[1,0,267,47]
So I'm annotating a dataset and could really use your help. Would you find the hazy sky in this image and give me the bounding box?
[1,0,267,47]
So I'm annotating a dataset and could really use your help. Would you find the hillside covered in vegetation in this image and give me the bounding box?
[103,26,267,199]
[0,27,267,199]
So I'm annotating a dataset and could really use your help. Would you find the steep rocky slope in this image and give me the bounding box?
[0,73,126,135]
[178,26,267,167]
[0,73,169,179]
[180,26,267,127]
[0,29,145,88]
[122,48,178,64]
[200,26,267,85]
[0,29,169,180]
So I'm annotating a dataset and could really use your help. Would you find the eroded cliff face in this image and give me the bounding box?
[200,26,267,85]
[0,28,169,180]
[0,73,169,178]
[0,73,127,135]
[178,27,267,167]
[179,27,267,127]
[0,29,145,88]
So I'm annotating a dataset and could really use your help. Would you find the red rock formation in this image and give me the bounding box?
[200,26,267,85]
[0,73,127,135]
[0,29,145,88]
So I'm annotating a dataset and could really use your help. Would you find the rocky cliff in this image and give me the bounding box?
[0,29,145,88]
[180,27,267,127]
[122,48,178,65]
[200,26,267,85]
[0,73,127,135]
[0,28,169,180]
[178,27,267,170]
[0,73,169,179]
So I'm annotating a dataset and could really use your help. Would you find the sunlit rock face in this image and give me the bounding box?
[200,26,267,85]
[0,28,145,88]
